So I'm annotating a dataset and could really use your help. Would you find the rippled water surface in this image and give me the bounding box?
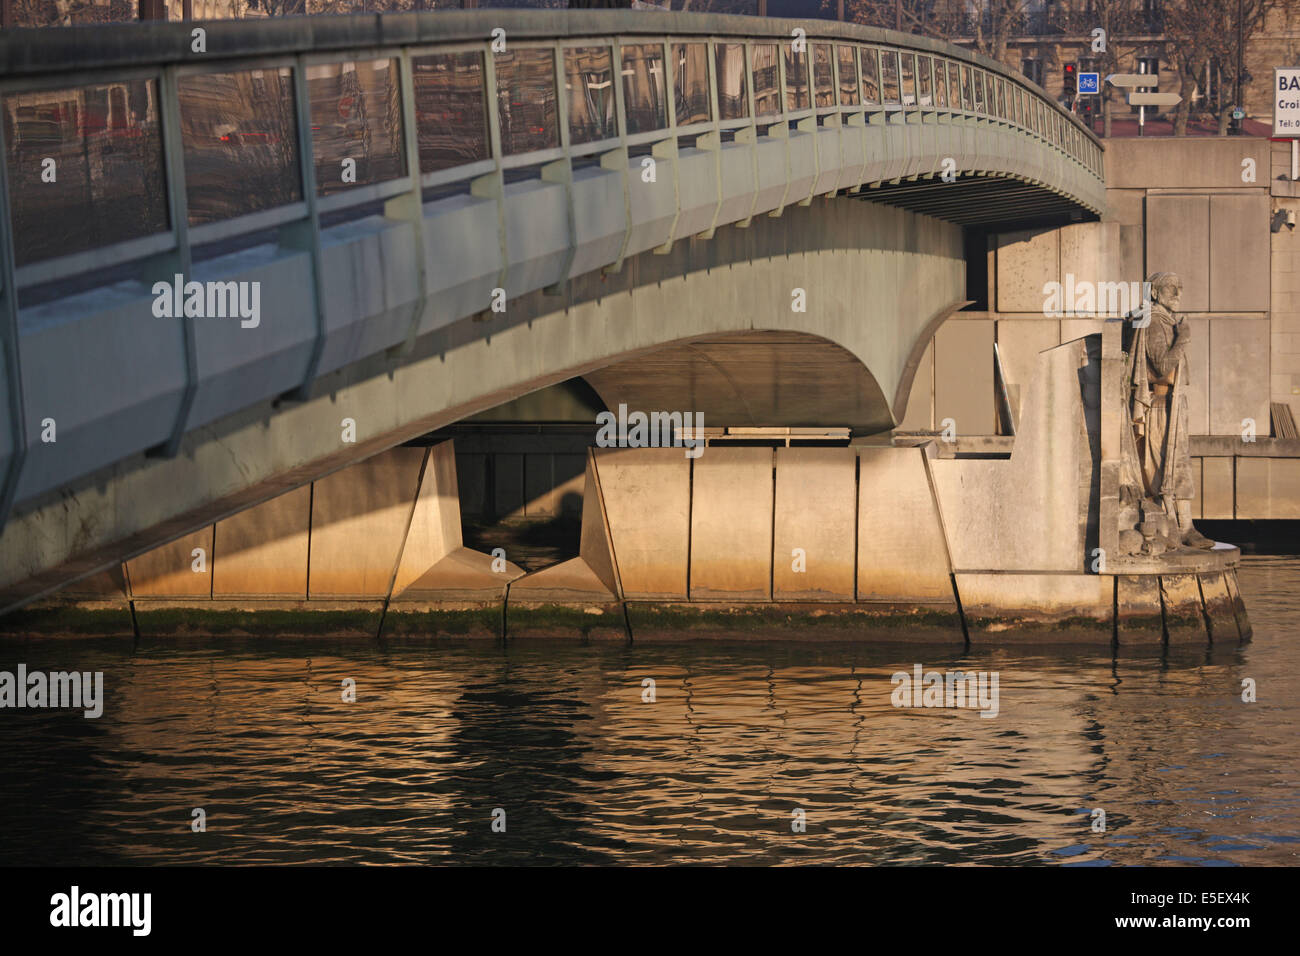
[1,556,1298,865]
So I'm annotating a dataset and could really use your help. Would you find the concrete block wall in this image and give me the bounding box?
[902,140,1300,518]
[118,441,520,607]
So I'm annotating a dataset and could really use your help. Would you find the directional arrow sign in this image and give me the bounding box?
[1107,73,1160,88]
[1127,91,1181,107]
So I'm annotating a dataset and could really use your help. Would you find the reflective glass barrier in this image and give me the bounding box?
[813,44,835,109]
[565,46,616,145]
[309,58,406,196]
[0,29,1101,276]
[715,43,749,121]
[179,67,301,226]
[495,47,559,155]
[783,43,809,112]
[752,44,779,118]
[621,44,667,136]
[673,43,711,127]
[413,51,490,174]
[2,79,168,266]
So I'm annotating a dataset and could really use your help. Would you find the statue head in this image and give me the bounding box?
[1146,272,1182,312]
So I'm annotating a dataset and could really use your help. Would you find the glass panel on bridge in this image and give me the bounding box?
[880,50,900,105]
[947,61,960,110]
[860,47,880,106]
[494,47,559,156]
[309,58,406,197]
[715,43,749,121]
[960,64,973,110]
[984,74,995,117]
[813,44,835,108]
[621,44,667,135]
[917,55,933,107]
[413,51,489,174]
[565,46,617,145]
[672,43,711,127]
[836,45,858,106]
[2,79,168,266]
[783,43,810,112]
[752,44,780,117]
[933,59,948,109]
[972,69,985,113]
[900,53,916,106]
[178,68,300,227]
[997,78,1007,119]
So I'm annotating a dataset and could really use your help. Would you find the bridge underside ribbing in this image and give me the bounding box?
[861,175,1096,229]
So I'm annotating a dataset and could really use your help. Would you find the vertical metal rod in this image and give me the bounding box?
[0,98,28,532]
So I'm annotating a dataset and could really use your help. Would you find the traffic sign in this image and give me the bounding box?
[1106,73,1160,88]
[1127,92,1181,107]
[1275,68,1300,137]
[1078,72,1100,95]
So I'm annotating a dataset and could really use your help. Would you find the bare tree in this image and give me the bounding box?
[1165,0,1276,135]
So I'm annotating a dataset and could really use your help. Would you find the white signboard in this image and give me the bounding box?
[1276,68,1300,137]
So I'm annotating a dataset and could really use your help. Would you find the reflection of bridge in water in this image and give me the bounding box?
[0,12,1105,618]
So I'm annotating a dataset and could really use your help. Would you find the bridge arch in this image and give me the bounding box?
[0,11,1104,608]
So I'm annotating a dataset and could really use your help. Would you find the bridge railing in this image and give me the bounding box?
[0,12,1104,525]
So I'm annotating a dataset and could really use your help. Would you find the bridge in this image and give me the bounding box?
[0,11,1105,614]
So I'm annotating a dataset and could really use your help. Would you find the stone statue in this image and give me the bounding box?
[1118,272,1215,554]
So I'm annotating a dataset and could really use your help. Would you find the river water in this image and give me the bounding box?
[1,556,1297,866]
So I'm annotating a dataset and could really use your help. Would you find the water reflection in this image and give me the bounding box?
[0,556,1296,865]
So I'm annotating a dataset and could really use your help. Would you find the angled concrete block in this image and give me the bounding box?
[1209,319,1270,437]
[1116,574,1162,645]
[1201,457,1234,520]
[392,441,524,603]
[398,548,523,603]
[1224,570,1252,640]
[996,228,1058,313]
[503,178,569,297]
[309,446,425,599]
[996,319,1059,423]
[511,454,620,605]
[127,526,213,598]
[772,447,856,602]
[1236,457,1300,518]
[899,339,934,431]
[56,566,129,602]
[1145,195,1209,312]
[857,447,954,603]
[594,447,690,601]
[931,338,1089,573]
[690,446,772,601]
[1198,571,1239,643]
[956,572,1112,640]
[1059,222,1122,298]
[1160,573,1207,644]
[212,485,310,599]
[934,319,995,436]
[1184,317,1210,435]
[1209,193,1270,312]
